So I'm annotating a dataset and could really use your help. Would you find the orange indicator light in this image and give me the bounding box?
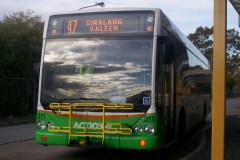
[51,29,57,34]
[147,26,153,32]
[79,140,85,145]
[41,135,48,141]
[139,139,146,147]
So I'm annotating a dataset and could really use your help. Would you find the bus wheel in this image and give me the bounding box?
[178,108,186,139]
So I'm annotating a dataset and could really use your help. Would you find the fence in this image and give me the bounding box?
[0,78,37,118]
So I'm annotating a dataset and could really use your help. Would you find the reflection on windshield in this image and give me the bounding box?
[41,37,153,111]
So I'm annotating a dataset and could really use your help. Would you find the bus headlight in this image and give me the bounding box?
[37,120,46,130]
[145,125,155,134]
[134,125,143,133]
[47,121,55,129]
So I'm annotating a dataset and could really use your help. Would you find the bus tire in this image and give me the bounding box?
[178,108,186,139]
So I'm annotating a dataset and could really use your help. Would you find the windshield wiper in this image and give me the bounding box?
[57,98,109,103]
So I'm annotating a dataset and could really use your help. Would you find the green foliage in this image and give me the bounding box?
[226,75,237,95]
[226,29,240,75]
[0,10,44,118]
[188,26,213,66]
[0,10,43,78]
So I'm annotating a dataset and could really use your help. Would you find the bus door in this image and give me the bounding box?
[163,45,176,142]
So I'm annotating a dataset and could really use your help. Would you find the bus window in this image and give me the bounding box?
[185,50,211,94]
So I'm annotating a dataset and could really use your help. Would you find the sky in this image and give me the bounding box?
[0,0,239,35]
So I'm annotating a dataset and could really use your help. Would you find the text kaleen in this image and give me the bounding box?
[86,18,123,32]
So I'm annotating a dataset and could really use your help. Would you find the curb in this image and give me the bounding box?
[179,123,211,160]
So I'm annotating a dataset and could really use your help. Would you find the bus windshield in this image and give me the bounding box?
[41,37,153,111]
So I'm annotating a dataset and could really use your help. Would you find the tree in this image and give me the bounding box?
[226,29,240,75]
[0,10,43,78]
[188,26,213,64]
[0,11,44,117]
[188,27,240,95]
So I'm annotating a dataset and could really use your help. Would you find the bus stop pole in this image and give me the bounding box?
[211,0,226,160]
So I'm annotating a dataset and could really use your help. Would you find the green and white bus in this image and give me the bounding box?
[36,7,211,150]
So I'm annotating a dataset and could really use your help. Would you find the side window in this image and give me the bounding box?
[174,44,189,95]
[185,50,211,94]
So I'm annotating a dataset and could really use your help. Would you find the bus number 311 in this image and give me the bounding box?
[144,116,155,123]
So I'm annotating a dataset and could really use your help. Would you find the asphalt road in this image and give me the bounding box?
[2,96,239,160]
[225,97,240,160]
[188,96,240,160]
[0,120,207,160]
[0,123,35,145]
[0,133,205,160]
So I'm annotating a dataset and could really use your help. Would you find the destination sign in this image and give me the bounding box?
[47,11,155,37]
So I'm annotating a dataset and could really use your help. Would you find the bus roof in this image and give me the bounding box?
[46,7,162,17]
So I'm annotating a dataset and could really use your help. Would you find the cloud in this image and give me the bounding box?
[0,0,238,34]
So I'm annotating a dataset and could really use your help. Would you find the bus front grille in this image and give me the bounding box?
[48,103,134,146]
